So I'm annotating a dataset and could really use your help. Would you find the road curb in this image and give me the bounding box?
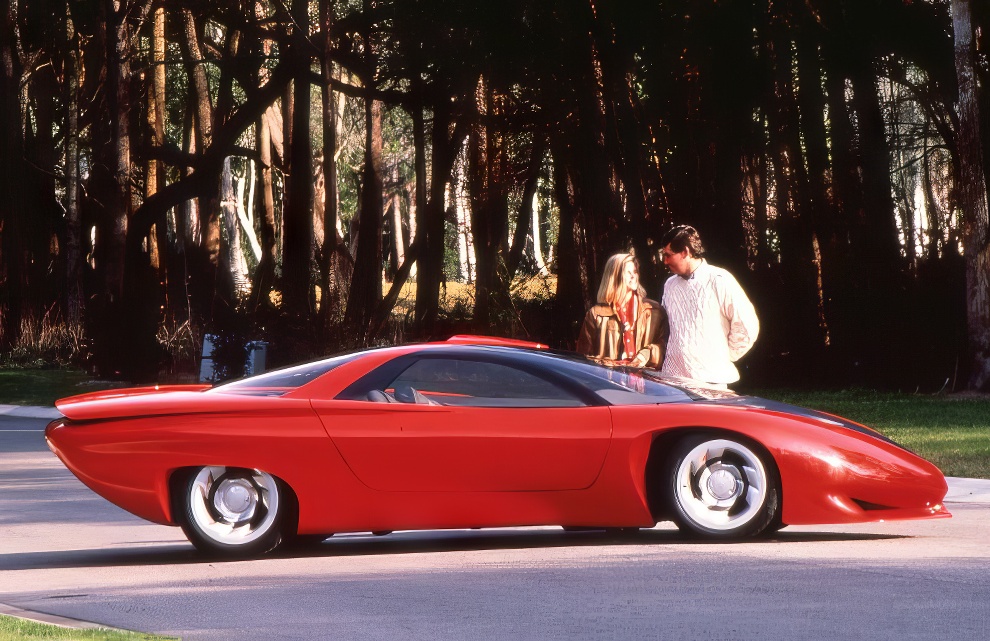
[0,405,61,419]
[0,602,112,630]
[945,477,990,504]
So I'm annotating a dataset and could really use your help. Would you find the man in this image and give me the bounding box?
[659,225,759,388]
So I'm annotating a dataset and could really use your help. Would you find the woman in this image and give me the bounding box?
[576,253,668,368]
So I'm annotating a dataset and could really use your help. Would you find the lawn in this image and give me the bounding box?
[0,615,175,641]
[0,369,126,408]
[750,388,990,480]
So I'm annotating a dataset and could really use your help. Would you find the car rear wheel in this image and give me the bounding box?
[179,466,286,556]
[667,434,780,539]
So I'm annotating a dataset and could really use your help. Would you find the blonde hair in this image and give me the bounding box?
[596,253,647,306]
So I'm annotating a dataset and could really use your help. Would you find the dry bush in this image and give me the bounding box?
[0,306,85,367]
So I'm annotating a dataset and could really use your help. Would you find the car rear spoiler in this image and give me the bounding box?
[55,385,212,415]
[444,334,548,349]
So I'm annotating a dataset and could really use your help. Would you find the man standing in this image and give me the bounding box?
[659,225,759,388]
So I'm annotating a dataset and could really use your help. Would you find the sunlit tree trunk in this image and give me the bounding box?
[180,106,199,247]
[251,113,278,312]
[64,4,83,328]
[952,0,990,389]
[221,157,249,295]
[506,135,545,280]
[389,161,405,279]
[250,6,277,313]
[531,189,549,277]
[147,7,166,273]
[454,155,475,283]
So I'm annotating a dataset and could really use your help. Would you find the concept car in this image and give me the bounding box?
[46,336,950,557]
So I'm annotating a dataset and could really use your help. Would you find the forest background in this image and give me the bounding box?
[1,0,989,392]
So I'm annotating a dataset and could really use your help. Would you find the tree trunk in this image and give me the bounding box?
[590,9,658,289]
[106,0,132,303]
[250,4,277,313]
[389,161,405,279]
[765,16,824,361]
[850,64,902,273]
[414,101,466,336]
[180,7,225,321]
[952,0,990,389]
[318,0,348,327]
[282,0,314,319]
[505,135,545,280]
[146,6,166,273]
[821,42,862,367]
[221,157,249,295]
[0,1,26,349]
[454,155,475,283]
[550,146,591,349]
[468,77,511,333]
[250,114,278,313]
[530,187,549,277]
[794,19,834,347]
[181,8,215,250]
[26,37,60,316]
[344,95,384,335]
[64,4,83,328]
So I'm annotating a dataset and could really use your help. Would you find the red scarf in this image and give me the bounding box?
[615,293,638,361]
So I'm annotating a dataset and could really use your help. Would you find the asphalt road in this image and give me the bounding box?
[2,414,989,640]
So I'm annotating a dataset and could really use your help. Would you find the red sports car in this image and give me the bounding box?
[46,336,950,557]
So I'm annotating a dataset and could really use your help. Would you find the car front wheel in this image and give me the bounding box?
[178,466,286,557]
[667,434,780,539]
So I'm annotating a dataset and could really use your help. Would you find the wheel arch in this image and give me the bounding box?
[167,465,303,537]
[644,426,784,524]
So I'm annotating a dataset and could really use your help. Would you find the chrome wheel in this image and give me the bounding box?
[180,466,285,555]
[668,435,779,538]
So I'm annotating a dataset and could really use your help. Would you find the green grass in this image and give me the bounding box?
[750,388,990,480]
[0,615,175,641]
[0,369,127,407]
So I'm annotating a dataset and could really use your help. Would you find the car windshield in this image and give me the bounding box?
[207,351,367,396]
[527,351,701,405]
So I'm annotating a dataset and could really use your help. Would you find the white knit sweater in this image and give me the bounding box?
[660,261,759,385]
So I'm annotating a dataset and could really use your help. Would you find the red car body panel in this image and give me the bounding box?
[313,401,612,492]
[45,338,949,540]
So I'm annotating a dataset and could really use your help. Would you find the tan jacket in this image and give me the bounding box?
[576,297,668,368]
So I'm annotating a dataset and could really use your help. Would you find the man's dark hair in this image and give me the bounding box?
[661,225,705,258]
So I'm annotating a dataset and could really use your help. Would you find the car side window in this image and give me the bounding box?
[385,358,586,408]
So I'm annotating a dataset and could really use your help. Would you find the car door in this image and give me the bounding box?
[312,356,612,492]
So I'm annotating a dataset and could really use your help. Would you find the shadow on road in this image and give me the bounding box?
[0,528,906,571]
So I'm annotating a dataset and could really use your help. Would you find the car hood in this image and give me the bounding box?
[701,395,898,446]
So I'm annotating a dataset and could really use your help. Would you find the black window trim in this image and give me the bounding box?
[335,348,608,407]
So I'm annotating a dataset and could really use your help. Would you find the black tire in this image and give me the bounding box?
[666,433,781,539]
[178,466,287,557]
